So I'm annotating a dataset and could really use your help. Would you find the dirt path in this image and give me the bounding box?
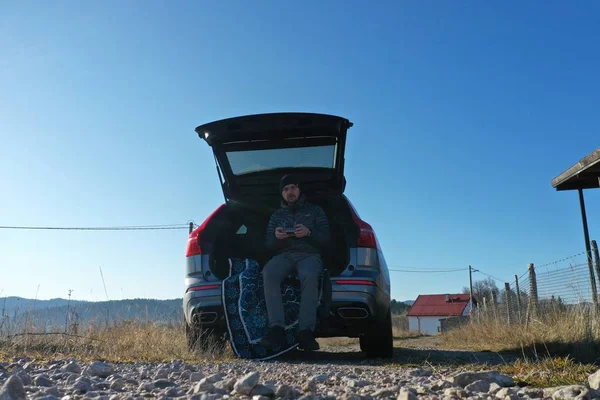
[282,336,521,369]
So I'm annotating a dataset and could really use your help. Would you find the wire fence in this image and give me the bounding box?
[472,240,600,324]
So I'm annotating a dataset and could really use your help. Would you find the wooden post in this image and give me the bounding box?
[189,222,194,234]
[515,274,522,323]
[491,291,498,320]
[529,263,538,316]
[505,282,512,324]
[593,240,600,303]
[579,189,598,308]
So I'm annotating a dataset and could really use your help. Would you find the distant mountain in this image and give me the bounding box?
[402,300,415,306]
[1,297,89,313]
[1,297,183,332]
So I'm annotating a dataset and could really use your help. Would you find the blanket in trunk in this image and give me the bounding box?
[222,257,325,360]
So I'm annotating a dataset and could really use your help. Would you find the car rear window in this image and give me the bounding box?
[226,145,336,175]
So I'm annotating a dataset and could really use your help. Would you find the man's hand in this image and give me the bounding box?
[294,224,310,238]
[275,227,291,240]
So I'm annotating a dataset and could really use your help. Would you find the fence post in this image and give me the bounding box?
[593,240,600,294]
[504,282,512,324]
[515,274,522,323]
[585,242,599,309]
[528,263,538,318]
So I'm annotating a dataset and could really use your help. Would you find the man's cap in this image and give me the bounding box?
[279,174,300,192]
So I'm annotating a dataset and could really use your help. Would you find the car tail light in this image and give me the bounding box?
[186,284,221,292]
[185,204,226,257]
[346,199,380,249]
[334,280,376,286]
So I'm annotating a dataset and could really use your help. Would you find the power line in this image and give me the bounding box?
[473,269,506,284]
[0,224,193,231]
[388,268,467,273]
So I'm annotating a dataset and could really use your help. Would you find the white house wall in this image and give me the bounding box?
[408,316,445,335]
[408,300,473,335]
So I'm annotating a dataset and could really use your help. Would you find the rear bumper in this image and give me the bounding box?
[183,284,390,337]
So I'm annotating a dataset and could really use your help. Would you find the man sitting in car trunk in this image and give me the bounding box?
[259,174,330,351]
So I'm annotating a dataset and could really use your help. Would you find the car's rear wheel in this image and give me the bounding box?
[186,322,227,353]
[359,309,394,358]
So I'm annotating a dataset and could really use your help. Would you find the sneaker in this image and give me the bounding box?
[297,329,320,351]
[259,326,286,349]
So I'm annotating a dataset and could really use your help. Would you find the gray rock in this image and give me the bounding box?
[40,387,60,397]
[13,372,31,387]
[84,392,100,398]
[552,385,590,400]
[34,375,53,387]
[518,387,544,399]
[488,383,502,395]
[431,380,452,391]
[234,372,260,396]
[382,377,394,385]
[416,386,430,395]
[61,363,81,375]
[72,379,92,393]
[88,362,114,379]
[373,387,398,398]
[206,374,222,383]
[154,379,177,389]
[409,369,432,377]
[180,370,192,381]
[109,379,126,392]
[138,382,155,392]
[302,381,317,393]
[164,387,179,397]
[340,395,362,400]
[465,380,491,393]
[444,388,468,398]
[297,396,317,400]
[65,374,79,385]
[0,375,26,400]
[309,374,329,383]
[214,378,236,393]
[193,378,215,393]
[590,371,600,391]
[189,394,220,400]
[253,396,270,400]
[92,381,110,390]
[275,384,296,399]
[33,396,59,400]
[448,371,514,388]
[398,389,418,400]
[250,385,274,397]
[495,388,517,399]
[154,368,170,380]
[190,372,204,383]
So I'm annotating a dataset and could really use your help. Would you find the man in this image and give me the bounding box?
[259,174,330,351]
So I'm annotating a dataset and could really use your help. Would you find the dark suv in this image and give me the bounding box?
[183,112,393,358]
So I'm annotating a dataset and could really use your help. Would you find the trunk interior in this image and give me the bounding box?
[200,195,358,281]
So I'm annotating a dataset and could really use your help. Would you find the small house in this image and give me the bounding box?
[407,294,473,335]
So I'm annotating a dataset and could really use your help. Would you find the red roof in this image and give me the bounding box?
[406,294,471,317]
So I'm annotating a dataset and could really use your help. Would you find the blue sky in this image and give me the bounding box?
[1,1,599,303]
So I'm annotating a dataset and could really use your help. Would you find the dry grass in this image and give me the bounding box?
[499,356,596,388]
[0,320,233,363]
[392,313,421,339]
[441,303,600,362]
[317,337,358,348]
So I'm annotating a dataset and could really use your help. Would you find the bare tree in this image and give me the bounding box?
[462,278,499,304]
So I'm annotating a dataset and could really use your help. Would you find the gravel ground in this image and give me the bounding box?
[1,339,600,400]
